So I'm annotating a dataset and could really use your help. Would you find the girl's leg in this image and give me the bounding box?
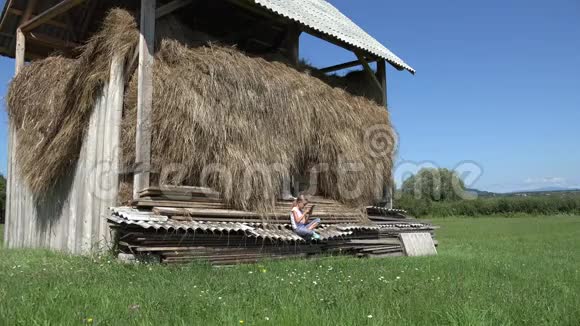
[307,218,321,230]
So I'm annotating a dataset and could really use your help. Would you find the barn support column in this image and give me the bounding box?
[376,60,393,209]
[133,0,156,199]
[4,28,26,247]
[284,24,301,66]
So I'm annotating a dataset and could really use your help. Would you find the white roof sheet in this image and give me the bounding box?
[252,0,415,73]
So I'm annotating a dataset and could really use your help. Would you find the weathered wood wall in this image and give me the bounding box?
[3,56,124,254]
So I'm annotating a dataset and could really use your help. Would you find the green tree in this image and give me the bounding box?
[401,168,465,201]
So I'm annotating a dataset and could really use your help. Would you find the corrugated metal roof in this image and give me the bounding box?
[251,0,415,74]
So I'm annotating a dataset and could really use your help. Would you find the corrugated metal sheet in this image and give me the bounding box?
[109,206,357,242]
[3,55,125,254]
[108,214,257,234]
[336,224,381,231]
[400,232,437,256]
[378,223,430,229]
[251,0,415,73]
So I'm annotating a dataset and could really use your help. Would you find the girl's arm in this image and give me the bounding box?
[292,210,306,224]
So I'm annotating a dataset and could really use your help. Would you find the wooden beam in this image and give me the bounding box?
[8,8,68,29]
[0,0,14,31]
[319,58,377,74]
[20,0,86,32]
[134,0,156,199]
[27,32,80,48]
[355,52,383,94]
[156,0,193,19]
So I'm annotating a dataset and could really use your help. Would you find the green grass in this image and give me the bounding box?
[1,216,579,325]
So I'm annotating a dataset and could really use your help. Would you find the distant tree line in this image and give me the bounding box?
[396,168,580,217]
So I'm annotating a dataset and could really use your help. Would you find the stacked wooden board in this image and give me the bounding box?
[108,186,437,265]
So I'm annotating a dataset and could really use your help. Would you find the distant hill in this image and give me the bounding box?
[465,188,499,197]
[466,187,580,198]
[520,186,580,193]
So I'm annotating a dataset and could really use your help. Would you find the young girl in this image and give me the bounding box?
[290,195,321,240]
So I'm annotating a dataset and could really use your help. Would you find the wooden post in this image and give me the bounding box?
[376,60,393,209]
[285,24,301,66]
[133,0,156,199]
[376,60,387,107]
[15,28,25,73]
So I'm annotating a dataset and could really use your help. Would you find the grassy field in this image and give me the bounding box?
[1,216,579,325]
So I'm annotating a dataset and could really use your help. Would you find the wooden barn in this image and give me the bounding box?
[1,0,434,263]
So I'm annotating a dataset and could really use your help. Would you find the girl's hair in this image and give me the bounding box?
[293,194,308,206]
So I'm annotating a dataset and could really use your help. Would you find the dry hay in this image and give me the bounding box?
[6,9,139,194]
[7,9,396,212]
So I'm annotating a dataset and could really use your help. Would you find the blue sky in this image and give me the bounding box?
[0,0,579,192]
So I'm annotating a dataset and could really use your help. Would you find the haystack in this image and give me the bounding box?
[6,9,396,212]
[6,9,139,194]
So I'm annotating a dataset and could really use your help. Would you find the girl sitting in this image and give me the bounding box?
[290,195,321,240]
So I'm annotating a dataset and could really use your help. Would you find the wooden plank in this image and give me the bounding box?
[98,54,125,246]
[399,232,437,256]
[156,0,193,19]
[20,0,87,32]
[133,0,156,199]
[152,206,361,219]
[139,185,220,197]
